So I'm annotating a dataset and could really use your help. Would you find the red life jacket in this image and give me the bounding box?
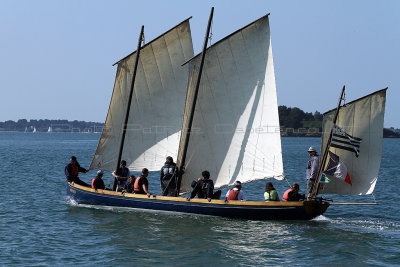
[227,189,240,200]
[134,176,142,192]
[71,165,79,178]
[282,189,293,202]
[91,178,96,189]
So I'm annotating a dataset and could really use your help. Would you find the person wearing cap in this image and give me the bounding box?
[92,170,106,190]
[64,156,89,187]
[282,183,305,202]
[225,181,245,201]
[160,156,178,196]
[306,146,320,196]
[112,160,130,191]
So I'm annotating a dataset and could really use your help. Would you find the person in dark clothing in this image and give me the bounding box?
[160,156,178,196]
[112,160,130,191]
[123,174,136,193]
[134,168,151,196]
[91,170,106,190]
[188,171,221,201]
[282,183,305,202]
[64,156,89,187]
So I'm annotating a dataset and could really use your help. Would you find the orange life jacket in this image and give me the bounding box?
[91,178,96,189]
[282,189,293,202]
[71,165,79,177]
[134,176,142,192]
[227,189,240,200]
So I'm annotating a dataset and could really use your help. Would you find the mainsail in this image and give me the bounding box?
[319,89,387,195]
[89,19,194,171]
[177,15,284,193]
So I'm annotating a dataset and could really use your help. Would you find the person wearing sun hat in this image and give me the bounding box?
[306,146,319,196]
[226,181,245,201]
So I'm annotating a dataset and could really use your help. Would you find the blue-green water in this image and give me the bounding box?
[0,132,399,266]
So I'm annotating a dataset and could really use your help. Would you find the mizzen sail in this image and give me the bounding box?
[177,15,284,193]
[89,19,194,171]
[319,89,387,195]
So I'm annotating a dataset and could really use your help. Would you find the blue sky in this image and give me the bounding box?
[0,0,398,127]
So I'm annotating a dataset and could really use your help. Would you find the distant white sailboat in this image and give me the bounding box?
[48,126,52,133]
[32,127,37,133]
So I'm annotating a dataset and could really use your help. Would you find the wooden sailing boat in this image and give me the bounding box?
[67,9,332,220]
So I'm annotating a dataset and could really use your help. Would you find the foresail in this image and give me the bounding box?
[319,89,387,195]
[177,15,284,193]
[89,19,194,171]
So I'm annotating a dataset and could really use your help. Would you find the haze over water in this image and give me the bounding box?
[0,132,399,265]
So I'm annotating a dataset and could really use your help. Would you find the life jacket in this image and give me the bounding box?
[71,165,79,178]
[134,176,142,192]
[264,189,279,201]
[282,189,293,202]
[162,164,175,181]
[91,178,96,189]
[227,189,240,200]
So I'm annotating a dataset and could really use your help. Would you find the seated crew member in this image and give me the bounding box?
[65,156,89,187]
[124,174,136,193]
[188,171,221,201]
[112,160,130,191]
[92,170,106,190]
[226,181,245,201]
[264,182,279,201]
[160,156,177,196]
[282,183,305,202]
[134,168,151,196]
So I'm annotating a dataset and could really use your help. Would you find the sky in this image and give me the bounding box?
[0,0,399,127]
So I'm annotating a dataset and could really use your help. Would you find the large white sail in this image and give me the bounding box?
[177,15,284,193]
[89,19,194,171]
[319,89,387,195]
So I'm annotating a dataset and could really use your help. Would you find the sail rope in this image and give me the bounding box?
[208,20,213,46]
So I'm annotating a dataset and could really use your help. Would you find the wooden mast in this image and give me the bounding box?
[174,7,214,196]
[309,85,346,198]
[113,25,145,191]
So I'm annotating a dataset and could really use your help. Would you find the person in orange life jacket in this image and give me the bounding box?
[282,183,305,202]
[264,182,279,201]
[188,170,222,202]
[123,174,136,193]
[92,170,106,190]
[64,156,89,187]
[112,160,130,191]
[134,168,151,196]
[225,181,244,201]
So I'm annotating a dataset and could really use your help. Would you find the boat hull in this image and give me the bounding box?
[67,183,329,220]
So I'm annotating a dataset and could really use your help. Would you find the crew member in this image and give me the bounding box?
[112,160,130,191]
[225,181,244,201]
[306,146,320,197]
[134,168,151,196]
[92,170,106,190]
[282,183,305,202]
[65,156,89,187]
[188,171,221,201]
[160,156,177,196]
[264,182,279,201]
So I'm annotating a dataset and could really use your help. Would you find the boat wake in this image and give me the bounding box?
[311,215,331,221]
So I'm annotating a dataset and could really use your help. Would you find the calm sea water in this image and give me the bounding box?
[0,132,399,266]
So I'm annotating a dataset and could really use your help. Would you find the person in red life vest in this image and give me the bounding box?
[134,168,151,196]
[92,170,106,190]
[282,183,305,202]
[64,156,89,187]
[225,181,245,201]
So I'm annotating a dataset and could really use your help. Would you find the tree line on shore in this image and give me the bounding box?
[1,106,399,137]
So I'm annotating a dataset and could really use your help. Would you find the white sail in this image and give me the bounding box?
[177,15,284,193]
[319,89,387,195]
[89,19,194,171]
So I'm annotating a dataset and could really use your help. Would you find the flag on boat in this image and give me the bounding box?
[331,124,362,157]
[323,151,352,185]
[320,173,330,183]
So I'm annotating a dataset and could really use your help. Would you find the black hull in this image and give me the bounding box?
[67,183,329,220]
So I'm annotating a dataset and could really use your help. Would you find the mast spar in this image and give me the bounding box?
[175,7,214,196]
[113,25,145,191]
